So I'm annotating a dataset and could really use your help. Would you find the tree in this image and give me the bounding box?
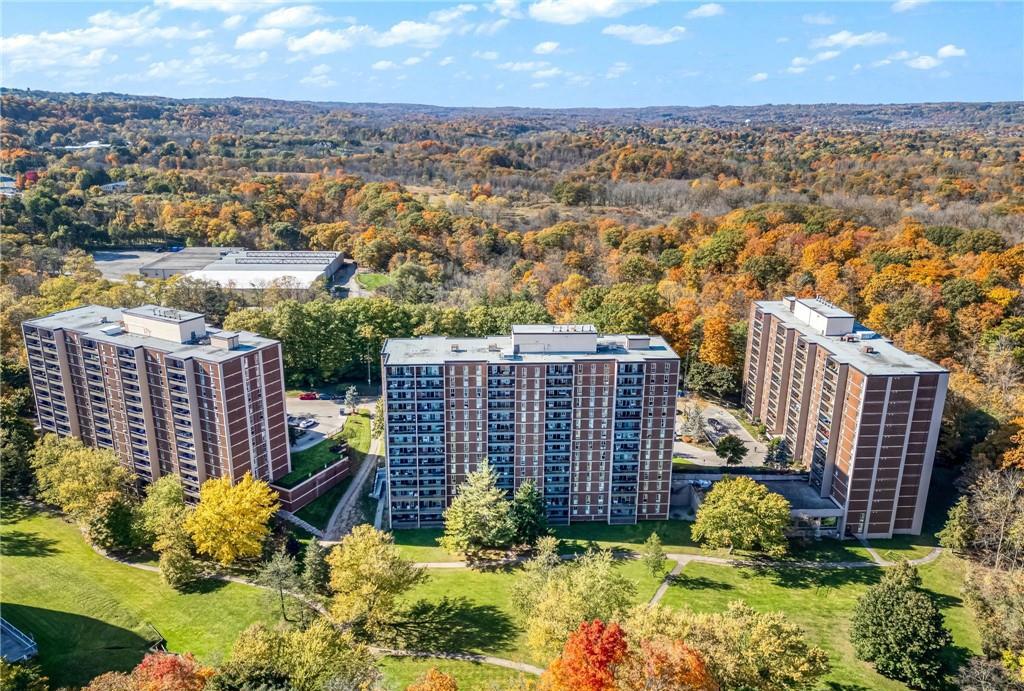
[685,361,736,399]
[256,550,302,622]
[185,473,279,566]
[0,660,49,691]
[82,490,139,552]
[439,459,515,557]
[641,532,666,578]
[937,496,974,553]
[30,434,135,519]
[132,653,213,691]
[544,620,628,691]
[677,402,704,438]
[625,602,830,690]
[522,549,637,657]
[301,537,331,597]
[139,475,189,549]
[939,470,1024,571]
[159,534,200,591]
[714,435,748,465]
[616,638,715,691]
[851,562,952,688]
[344,385,359,414]
[698,304,737,368]
[327,524,426,636]
[692,477,790,556]
[406,668,459,691]
[956,657,1024,691]
[372,397,385,439]
[511,480,547,546]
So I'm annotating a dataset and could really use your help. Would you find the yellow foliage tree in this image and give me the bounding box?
[698,303,736,367]
[545,274,590,323]
[185,473,279,566]
[406,668,459,691]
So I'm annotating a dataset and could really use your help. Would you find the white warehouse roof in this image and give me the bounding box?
[184,250,343,290]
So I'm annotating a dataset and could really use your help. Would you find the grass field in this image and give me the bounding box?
[343,410,372,459]
[660,553,979,690]
[294,477,352,530]
[379,656,527,689]
[0,505,275,687]
[356,272,392,290]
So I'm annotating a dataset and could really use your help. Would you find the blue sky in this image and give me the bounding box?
[2,1,1021,107]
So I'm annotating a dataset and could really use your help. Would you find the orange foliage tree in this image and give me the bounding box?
[406,667,459,691]
[545,620,628,691]
[698,303,736,367]
[616,638,717,691]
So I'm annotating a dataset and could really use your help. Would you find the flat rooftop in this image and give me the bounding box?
[382,330,678,365]
[24,305,276,363]
[185,250,343,289]
[759,480,844,515]
[140,247,243,273]
[756,299,946,376]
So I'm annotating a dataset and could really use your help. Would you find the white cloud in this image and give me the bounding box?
[222,14,245,28]
[532,66,563,78]
[475,18,510,35]
[372,59,398,70]
[403,56,422,65]
[811,30,892,49]
[487,0,523,18]
[749,72,768,82]
[907,55,940,69]
[1,7,210,74]
[257,5,329,28]
[235,28,283,48]
[937,44,966,58]
[892,0,929,12]
[497,60,548,71]
[602,24,686,45]
[287,20,449,54]
[775,36,790,43]
[156,0,284,13]
[528,0,655,25]
[605,61,629,78]
[802,13,835,25]
[144,45,267,84]
[430,4,478,23]
[687,3,724,18]
[300,63,336,86]
[791,50,839,66]
[786,66,806,74]
[473,50,499,60]
[439,56,455,65]
[534,40,559,54]
[531,81,549,88]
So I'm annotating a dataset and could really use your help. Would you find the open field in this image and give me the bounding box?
[0,505,274,687]
[355,272,393,290]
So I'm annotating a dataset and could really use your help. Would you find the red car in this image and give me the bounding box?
[298,392,319,400]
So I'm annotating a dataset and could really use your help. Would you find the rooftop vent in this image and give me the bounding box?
[861,345,877,355]
[210,332,240,350]
[450,344,461,352]
[487,343,501,352]
[839,333,859,343]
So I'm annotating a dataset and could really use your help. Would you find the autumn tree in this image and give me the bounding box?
[30,434,135,519]
[185,473,279,566]
[545,620,628,691]
[692,477,790,556]
[615,637,716,691]
[327,524,426,636]
[698,303,737,368]
[406,668,459,691]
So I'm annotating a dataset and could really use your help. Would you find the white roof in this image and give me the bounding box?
[186,269,324,289]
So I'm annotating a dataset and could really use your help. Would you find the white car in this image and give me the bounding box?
[298,418,318,429]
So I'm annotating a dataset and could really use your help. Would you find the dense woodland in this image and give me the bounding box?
[1,90,1023,688]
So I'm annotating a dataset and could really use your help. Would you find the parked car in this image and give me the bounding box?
[298,392,319,400]
[690,479,713,491]
[298,418,318,429]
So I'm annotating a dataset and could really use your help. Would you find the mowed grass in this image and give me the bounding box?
[660,553,979,690]
[292,412,373,529]
[356,272,392,290]
[378,656,527,689]
[276,433,347,489]
[343,410,373,458]
[400,559,669,666]
[0,505,275,687]
[294,477,352,530]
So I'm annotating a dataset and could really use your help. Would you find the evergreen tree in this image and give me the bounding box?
[439,459,515,557]
[511,480,548,546]
[256,550,302,622]
[302,537,330,596]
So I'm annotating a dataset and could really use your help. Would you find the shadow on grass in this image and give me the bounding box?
[0,603,157,688]
[0,500,34,523]
[0,529,60,557]
[388,596,518,653]
[744,563,883,590]
[668,572,735,591]
[179,576,230,595]
[824,684,873,691]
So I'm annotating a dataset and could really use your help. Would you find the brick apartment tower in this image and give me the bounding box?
[22,305,291,497]
[743,297,948,538]
[381,325,680,529]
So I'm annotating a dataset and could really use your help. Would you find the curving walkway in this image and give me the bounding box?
[371,646,544,676]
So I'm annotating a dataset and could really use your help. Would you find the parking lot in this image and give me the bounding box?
[90,250,165,281]
[286,397,347,451]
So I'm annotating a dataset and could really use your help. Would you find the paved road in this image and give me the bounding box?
[335,260,372,298]
[286,398,347,452]
[674,397,768,466]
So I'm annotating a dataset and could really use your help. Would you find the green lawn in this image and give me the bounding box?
[294,477,353,530]
[399,559,668,666]
[378,656,527,689]
[356,272,392,290]
[276,435,346,489]
[343,411,372,459]
[0,505,275,687]
[660,554,979,690]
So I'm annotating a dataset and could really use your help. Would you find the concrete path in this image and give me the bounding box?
[371,646,544,676]
[323,433,382,541]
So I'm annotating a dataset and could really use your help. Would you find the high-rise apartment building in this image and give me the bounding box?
[381,325,680,529]
[22,305,291,497]
[743,297,947,538]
